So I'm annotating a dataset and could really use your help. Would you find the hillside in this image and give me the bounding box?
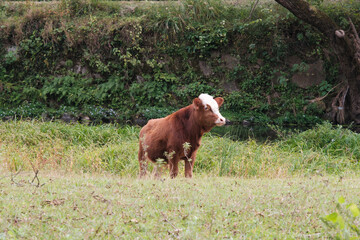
[0,0,359,125]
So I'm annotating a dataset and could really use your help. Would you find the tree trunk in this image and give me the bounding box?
[274,0,360,124]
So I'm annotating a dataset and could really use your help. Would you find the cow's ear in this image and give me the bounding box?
[215,97,224,107]
[193,98,202,110]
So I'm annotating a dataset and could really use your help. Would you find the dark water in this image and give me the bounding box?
[211,124,279,142]
[212,123,360,142]
[210,123,314,142]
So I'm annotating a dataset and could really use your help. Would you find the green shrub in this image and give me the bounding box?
[0,103,47,119]
[282,122,360,159]
[42,76,96,105]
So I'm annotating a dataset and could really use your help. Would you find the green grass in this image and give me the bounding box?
[0,172,360,239]
[1,120,360,238]
[1,120,360,177]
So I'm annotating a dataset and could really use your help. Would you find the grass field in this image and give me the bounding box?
[1,120,360,238]
[1,172,359,239]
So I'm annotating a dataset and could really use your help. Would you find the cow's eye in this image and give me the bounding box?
[204,106,208,110]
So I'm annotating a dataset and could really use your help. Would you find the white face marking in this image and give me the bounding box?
[198,93,226,126]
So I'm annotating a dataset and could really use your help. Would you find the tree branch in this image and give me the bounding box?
[272,0,360,123]
[274,0,337,38]
[349,17,360,43]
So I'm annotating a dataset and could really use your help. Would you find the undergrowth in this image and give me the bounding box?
[0,0,359,124]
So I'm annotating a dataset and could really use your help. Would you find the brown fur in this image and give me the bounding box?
[138,97,224,178]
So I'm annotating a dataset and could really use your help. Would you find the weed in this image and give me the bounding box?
[321,196,360,239]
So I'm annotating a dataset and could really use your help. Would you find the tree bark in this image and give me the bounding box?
[274,0,360,124]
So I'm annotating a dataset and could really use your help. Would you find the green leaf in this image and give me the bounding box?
[324,212,338,223]
[338,196,345,204]
[347,203,360,217]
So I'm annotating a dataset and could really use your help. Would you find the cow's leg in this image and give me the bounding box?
[138,143,148,178]
[153,163,164,179]
[139,160,148,178]
[164,148,179,179]
[185,151,197,178]
[184,160,193,178]
[169,159,179,179]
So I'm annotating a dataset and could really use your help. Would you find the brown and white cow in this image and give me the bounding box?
[138,93,227,178]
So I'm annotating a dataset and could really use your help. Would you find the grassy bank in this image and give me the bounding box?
[1,120,360,177]
[0,172,360,239]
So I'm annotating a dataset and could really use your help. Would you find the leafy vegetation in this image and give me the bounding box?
[321,196,360,239]
[0,0,359,124]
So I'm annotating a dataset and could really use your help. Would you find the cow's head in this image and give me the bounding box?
[193,93,226,128]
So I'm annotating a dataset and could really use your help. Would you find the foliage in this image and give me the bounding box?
[0,103,47,119]
[42,75,95,105]
[95,75,128,107]
[186,21,228,58]
[321,196,360,239]
[0,103,128,123]
[0,0,359,124]
[139,106,175,120]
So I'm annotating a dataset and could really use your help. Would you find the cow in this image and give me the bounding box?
[138,93,227,178]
